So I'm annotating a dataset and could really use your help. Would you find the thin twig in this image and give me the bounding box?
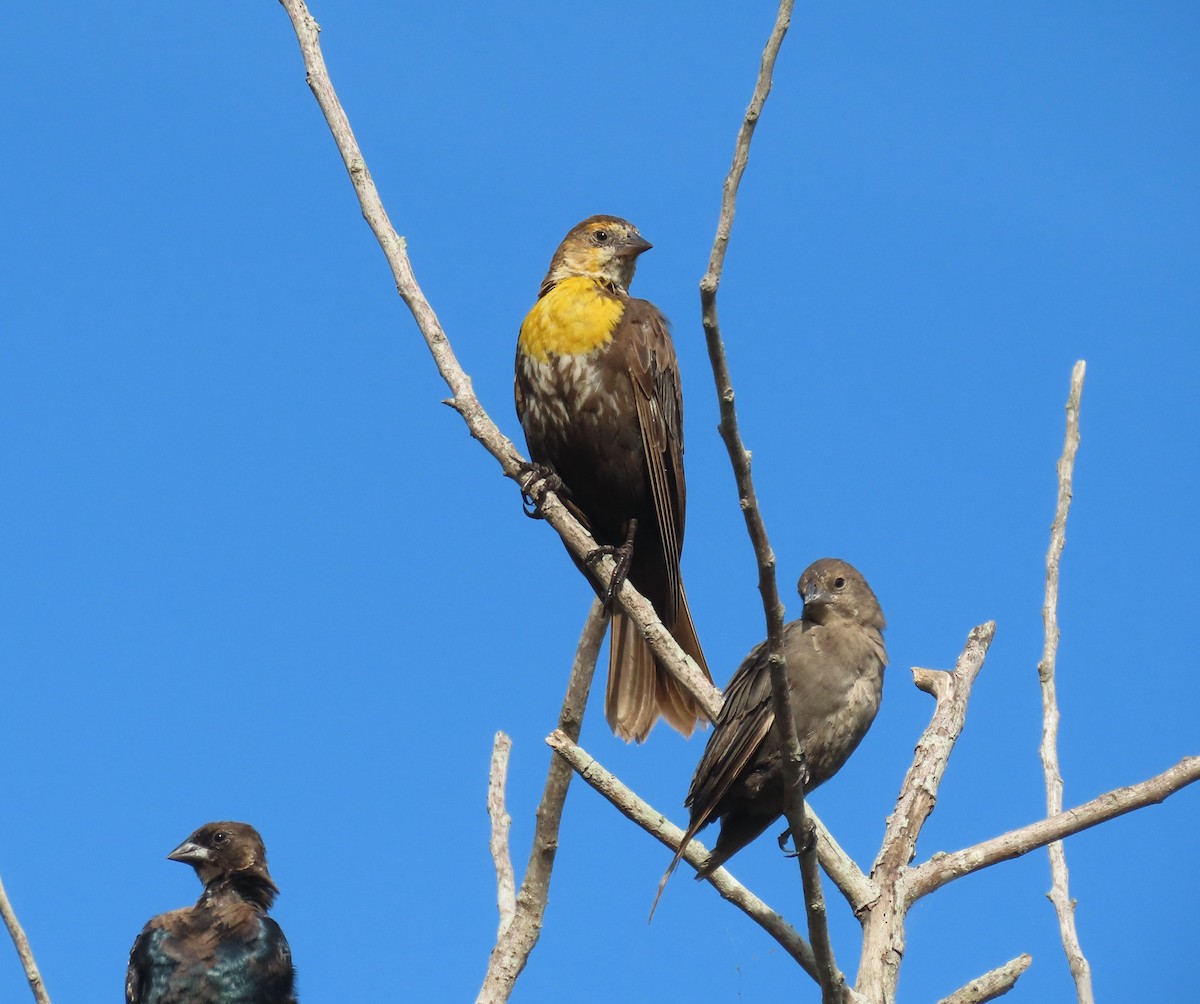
[907,756,1200,899]
[546,729,820,979]
[476,600,607,1003]
[0,873,51,1004]
[1037,360,1093,1003]
[275,0,717,721]
[937,954,1033,1004]
[487,732,517,936]
[696,1,846,998]
[796,814,849,1003]
[699,1,790,681]
[701,0,794,292]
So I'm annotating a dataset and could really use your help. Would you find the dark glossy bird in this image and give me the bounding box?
[659,559,886,894]
[126,821,297,1004]
[515,215,712,742]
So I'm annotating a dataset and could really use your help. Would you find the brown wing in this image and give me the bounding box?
[658,624,802,881]
[684,625,786,820]
[610,297,712,741]
[620,298,686,623]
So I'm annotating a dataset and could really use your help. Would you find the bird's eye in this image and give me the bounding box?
[213,831,229,846]
[833,577,846,589]
[593,229,610,243]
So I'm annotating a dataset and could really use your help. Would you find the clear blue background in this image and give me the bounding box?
[3,2,1196,1001]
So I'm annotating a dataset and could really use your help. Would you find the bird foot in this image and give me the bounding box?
[518,462,563,519]
[776,819,817,859]
[586,518,637,613]
[776,826,794,855]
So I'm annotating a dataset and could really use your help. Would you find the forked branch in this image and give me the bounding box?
[476,600,607,1003]
[855,624,996,1002]
[907,755,1200,900]
[546,729,820,979]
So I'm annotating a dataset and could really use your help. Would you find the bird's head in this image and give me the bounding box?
[540,215,652,296]
[798,558,886,631]
[168,821,279,902]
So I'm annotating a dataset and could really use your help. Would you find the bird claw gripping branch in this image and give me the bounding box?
[518,461,563,519]
[777,816,817,860]
[586,518,638,614]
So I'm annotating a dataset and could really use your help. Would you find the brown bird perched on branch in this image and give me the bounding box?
[515,215,712,742]
[655,558,886,904]
[126,821,297,1004]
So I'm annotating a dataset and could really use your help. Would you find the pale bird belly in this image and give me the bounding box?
[800,674,883,787]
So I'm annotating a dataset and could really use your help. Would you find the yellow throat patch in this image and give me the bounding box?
[518,276,625,362]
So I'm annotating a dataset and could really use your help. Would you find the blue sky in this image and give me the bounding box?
[3,2,1197,1001]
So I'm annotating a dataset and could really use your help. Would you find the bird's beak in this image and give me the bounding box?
[802,581,832,610]
[615,234,653,259]
[167,840,210,865]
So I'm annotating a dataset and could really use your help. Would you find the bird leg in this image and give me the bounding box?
[518,461,563,519]
[777,755,815,858]
[587,518,637,613]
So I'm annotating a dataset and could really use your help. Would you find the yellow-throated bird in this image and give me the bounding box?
[515,215,712,742]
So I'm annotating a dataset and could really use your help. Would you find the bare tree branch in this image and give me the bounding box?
[1037,360,1093,1003]
[698,0,789,740]
[878,625,998,878]
[273,8,879,928]
[275,11,1198,1004]
[695,2,848,998]
[796,813,852,1004]
[0,873,51,1004]
[475,600,607,1003]
[814,824,877,917]
[273,14,875,981]
[275,0,718,722]
[545,728,823,980]
[702,0,794,290]
[487,732,517,936]
[937,954,1033,1004]
[907,756,1200,900]
[850,617,1198,1002]
[856,623,997,1002]
[477,601,605,999]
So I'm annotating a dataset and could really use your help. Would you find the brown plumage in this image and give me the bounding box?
[657,559,886,899]
[515,215,711,742]
[126,821,297,1004]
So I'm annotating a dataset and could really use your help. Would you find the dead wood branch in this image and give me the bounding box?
[546,728,820,979]
[937,954,1033,1004]
[476,600,606,1003]
[1037,360,1093,1002]
[0,873,51,1004]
